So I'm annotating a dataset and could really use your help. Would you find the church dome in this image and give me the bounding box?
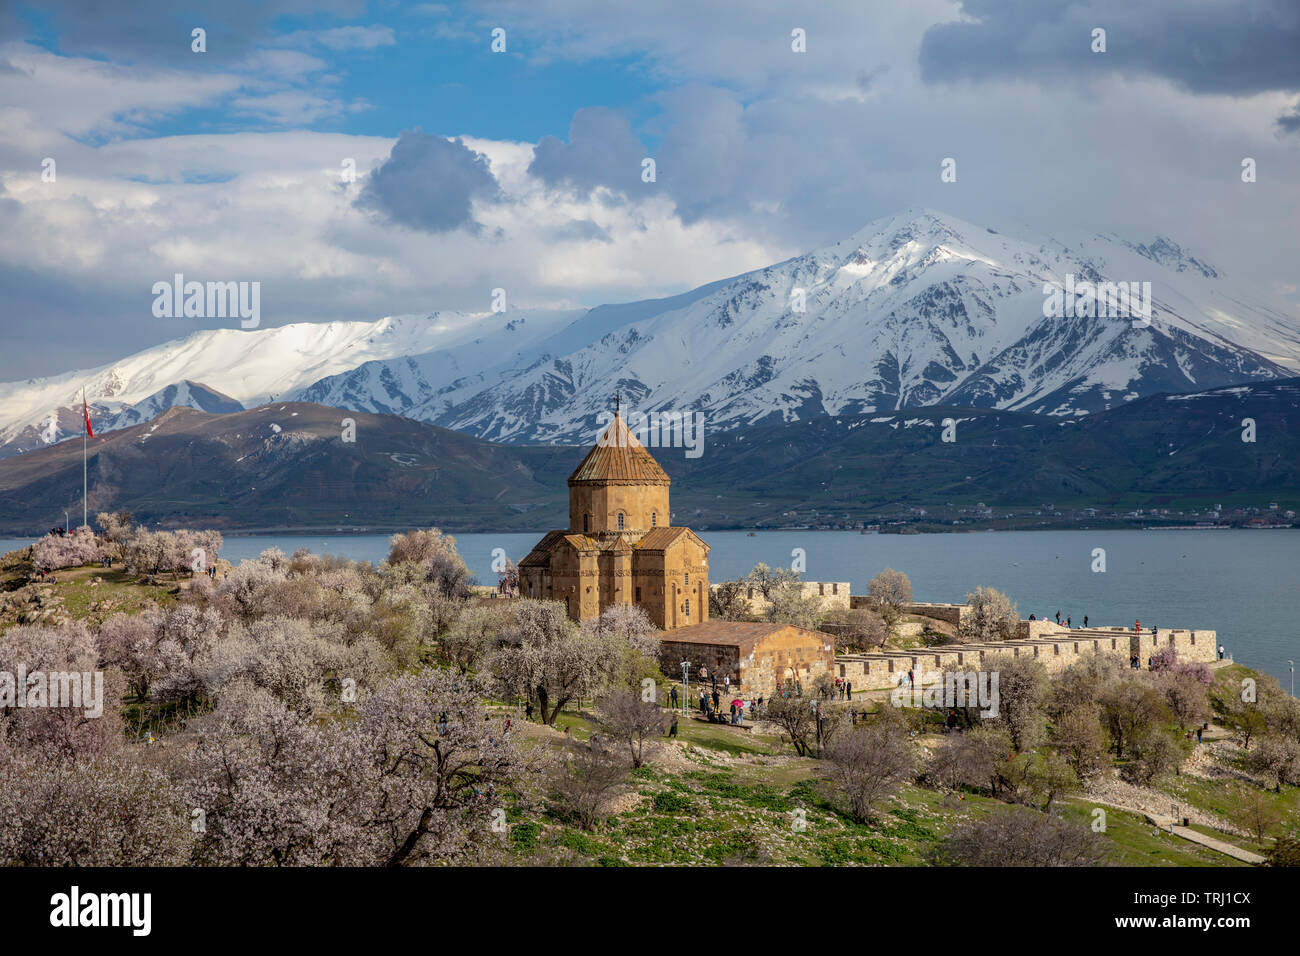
[568,412,670,485]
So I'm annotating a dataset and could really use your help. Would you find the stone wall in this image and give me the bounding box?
[847,601,971,626]
[660,624,835,699]
[712,581,850,616]
[835,626,1218,691]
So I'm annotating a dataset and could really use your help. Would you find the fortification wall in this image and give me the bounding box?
[833,626,1215,691]
[1129,628,1218,665]
[713,581,851,615]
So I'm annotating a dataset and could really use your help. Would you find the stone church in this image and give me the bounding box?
[518,411,710,629]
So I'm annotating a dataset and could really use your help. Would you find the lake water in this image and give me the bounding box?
[3,529,1296,688]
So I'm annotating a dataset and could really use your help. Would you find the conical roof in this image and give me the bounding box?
[568,412,670,484]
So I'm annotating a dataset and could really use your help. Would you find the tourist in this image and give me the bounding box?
[1055,610,1061,624]
[699,691,708,713]
[712,689,720,711]
[525,701,534,722]
[1135,619,1141,633]
[670,686,679,708]
[846,680,853,700]
[1028,613,1035,621]
[1083,615,1088,627]
[668,715,678,738]
[1219,644,1225,660]
[723,675,730,692]
[1066,616,1071,628]
[907,668,914,688]
[1196,726,1203,743]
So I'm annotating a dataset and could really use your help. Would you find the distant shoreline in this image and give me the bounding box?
[4,523,1292,544]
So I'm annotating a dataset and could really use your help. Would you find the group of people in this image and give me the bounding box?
[1028,611,1089,629]
[696,688,752,724]
[831,676,854,700]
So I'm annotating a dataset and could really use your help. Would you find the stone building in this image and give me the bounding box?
[518,410,710,629]
[658,621,836,698]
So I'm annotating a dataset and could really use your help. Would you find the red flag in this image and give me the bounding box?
[83,397,94,438]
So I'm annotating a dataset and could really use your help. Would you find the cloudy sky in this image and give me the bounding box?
[0,0,1297,381]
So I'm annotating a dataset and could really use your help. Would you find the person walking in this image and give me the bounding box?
[670,686,679,708]
[907,668,914,688]
[1055,610,1061,624]
[1066,616,1071,628]
[1219,644,1225,660]
[525,701,534,722]
[1083,615,1088,627]
[846,680,853,701]
[668,715,678,739]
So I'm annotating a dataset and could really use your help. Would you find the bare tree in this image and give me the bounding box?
[1050,705,1110,780]
[1237,785,1284,848]
[940,806,1110,866]
[709,580,752,621]
[1156,669,1211,731]
[598,686,663,768]
[980,653,1049,751]
[836,607,889,653]
[767,694,818,757]
[822,720,918,823]
[1099,676,1169,759]
[1248,735,1300,792]
[547,737,629,830]
[927,726,1014,797]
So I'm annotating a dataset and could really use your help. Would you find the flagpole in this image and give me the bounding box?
[82,387,87,529]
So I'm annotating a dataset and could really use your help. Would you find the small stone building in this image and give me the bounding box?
[658,621,836,698]
[518,410,709,629]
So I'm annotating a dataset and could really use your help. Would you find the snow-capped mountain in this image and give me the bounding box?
[2,209,1297,453]
[0,309,578,457]
[100,381,244,432]
[298,209,1300,442]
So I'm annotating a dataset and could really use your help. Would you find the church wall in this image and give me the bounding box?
[570,482,669,534]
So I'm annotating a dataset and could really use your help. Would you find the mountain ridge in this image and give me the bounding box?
[2,209,1297,456]
[0,378,1294,535]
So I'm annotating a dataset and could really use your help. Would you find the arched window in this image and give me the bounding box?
[651,511,657,527]
[617,512,624,531]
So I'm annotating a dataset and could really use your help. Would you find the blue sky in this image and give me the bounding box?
[0,0,1297,380]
